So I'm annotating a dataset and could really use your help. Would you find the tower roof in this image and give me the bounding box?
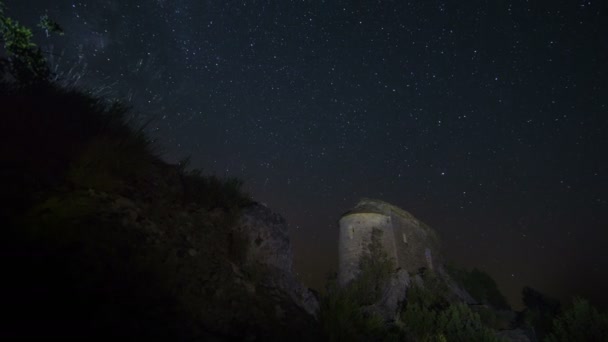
[340,198,418,222]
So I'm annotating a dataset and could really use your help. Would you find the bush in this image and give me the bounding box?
[180,169,250,210]
[353,228,396,305]
[446,265,510,310]
[402,277,503,342]
[319,274,388,341]
[544,297,608,342]
[519,286,561,340]
[319,228,397,341]
[401,300,441,340]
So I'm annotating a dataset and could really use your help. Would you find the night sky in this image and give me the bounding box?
[7,0,607,308]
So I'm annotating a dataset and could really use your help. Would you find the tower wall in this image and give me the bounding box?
[337,199,443,287]
[390,211,440,272]
[338,212,397,286]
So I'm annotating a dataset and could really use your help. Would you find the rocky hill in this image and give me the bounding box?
[0,81,320,340]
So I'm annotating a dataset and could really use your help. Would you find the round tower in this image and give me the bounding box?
[338,198,443,286]
[338,199,399,286]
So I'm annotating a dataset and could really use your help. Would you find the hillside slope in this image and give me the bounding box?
[0,81,320,340]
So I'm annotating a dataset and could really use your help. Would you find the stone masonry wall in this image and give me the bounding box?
[338,212,397,286]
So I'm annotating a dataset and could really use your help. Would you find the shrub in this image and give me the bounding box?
[319,228,396,341]
[402,277,503,342]
[319,274,389,342]
[446,264,510,310]
[544,297,608,342]
[519,286,561,340]
[179,168,251,210]
[1,81,159,196]
[353,228,396,305]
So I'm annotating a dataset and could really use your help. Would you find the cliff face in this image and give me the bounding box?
[237,204,320,316]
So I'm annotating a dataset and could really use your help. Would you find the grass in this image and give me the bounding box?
[1,82,155,205]
[0,78,251,215]
[180,168,252,211]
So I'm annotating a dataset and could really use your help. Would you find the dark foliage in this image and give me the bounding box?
[545,297,608,342]
[446,264,510,310]
[519,286,562,340]
[0,1,55,84]
[516,292,608,341]
[355,228,397,305]
[319,228,397,341]
[0,81,158,218]
[179,165,252,212]
[402,273,503,342]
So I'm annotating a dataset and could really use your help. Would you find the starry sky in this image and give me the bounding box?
[7,0,607,308]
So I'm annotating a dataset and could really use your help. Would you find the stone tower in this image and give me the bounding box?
[338,198,442,286]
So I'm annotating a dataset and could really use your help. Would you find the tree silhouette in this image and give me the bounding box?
[520,286,561,340]
[545,297,608,342]
[0,1,62,83]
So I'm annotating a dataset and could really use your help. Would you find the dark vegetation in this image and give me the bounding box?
[319,228,396,341]
[544,297,608,342]
[318,228,608,341]
[400,271,501,342]
[2,3,607,340]
[518,286,563,340]
[446,264,510,310]
[318,229,501,341]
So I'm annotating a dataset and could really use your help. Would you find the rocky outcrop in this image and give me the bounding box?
[364,269,411,321]
[237,204,320,316]
[238,204,294,272]
[437,265,478,304]
[3,164,320,339]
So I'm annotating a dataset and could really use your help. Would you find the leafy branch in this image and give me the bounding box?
[0,1,63,84]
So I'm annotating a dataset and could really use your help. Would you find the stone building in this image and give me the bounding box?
[338,198,442,286]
